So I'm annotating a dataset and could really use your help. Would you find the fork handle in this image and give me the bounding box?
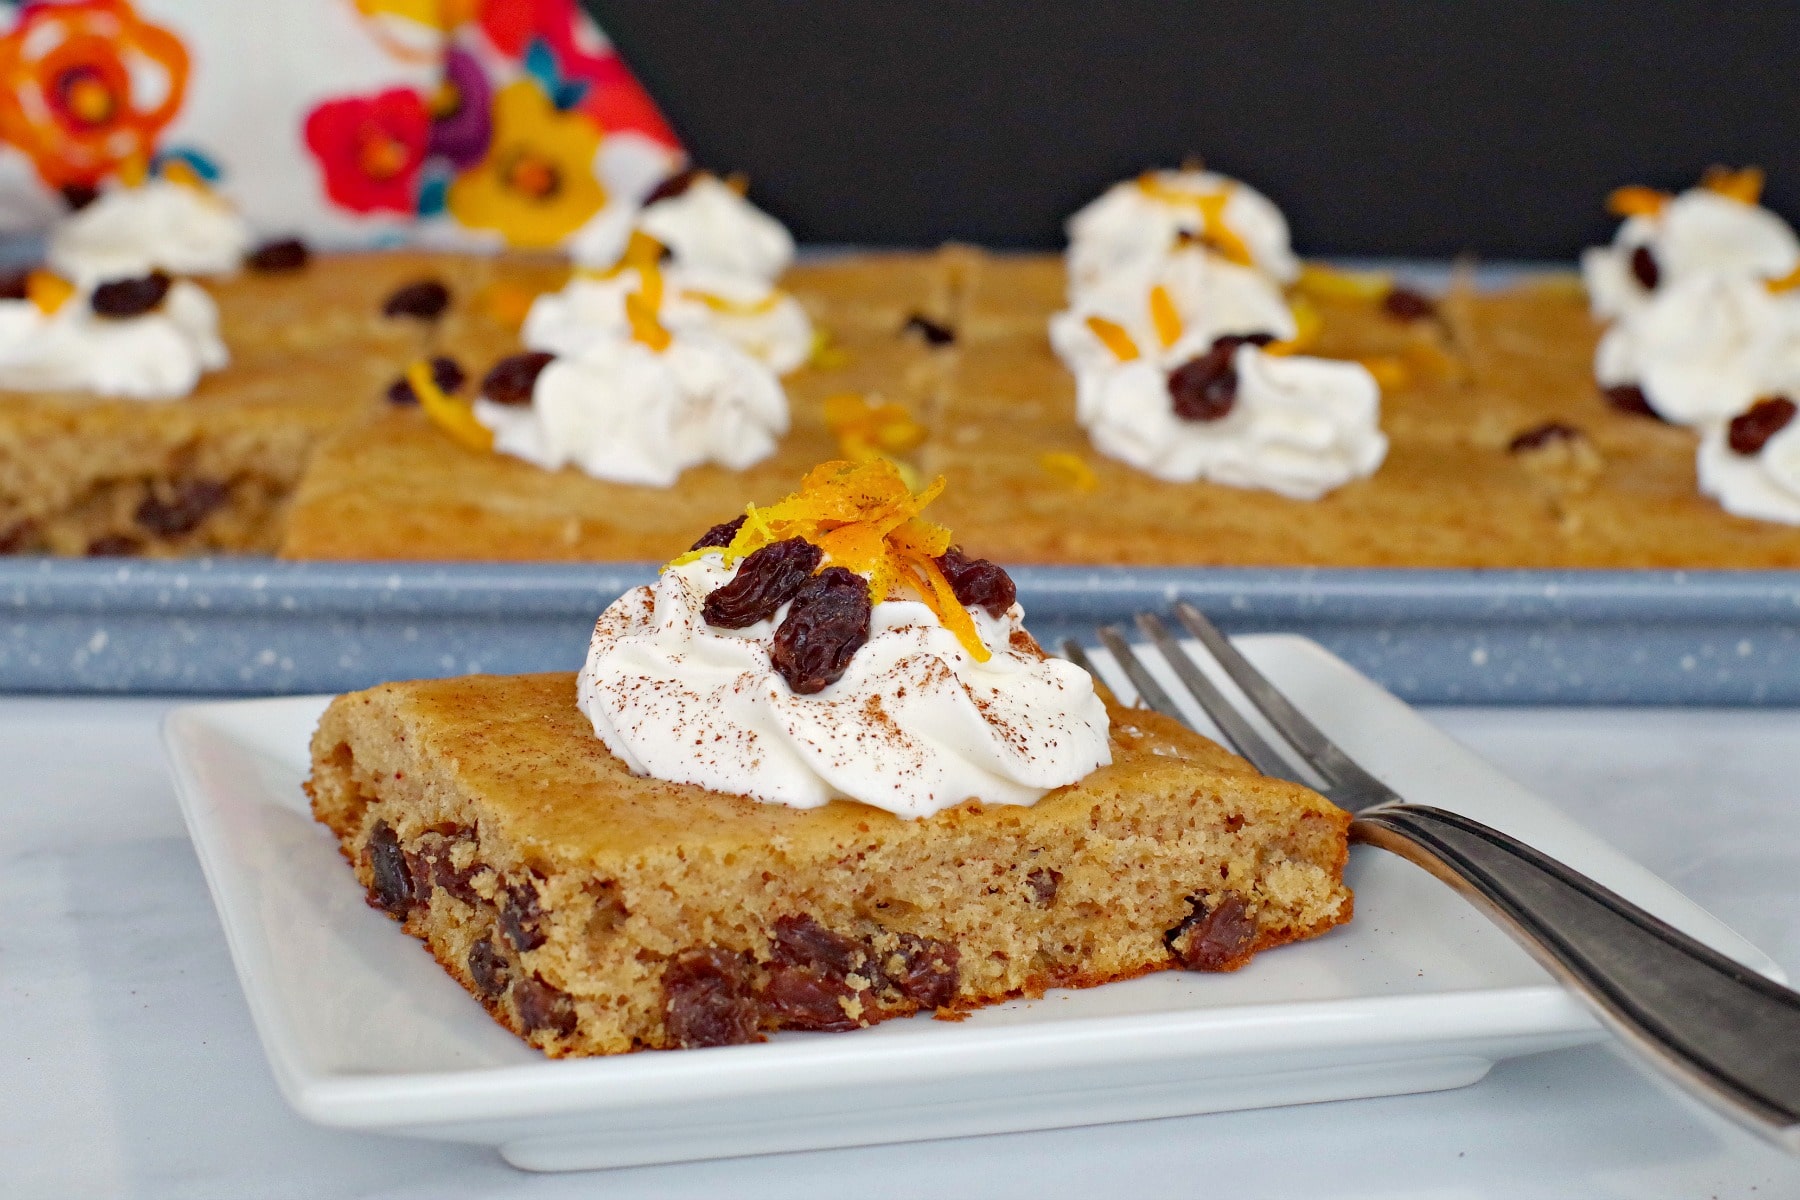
[1353,803,1800,1151]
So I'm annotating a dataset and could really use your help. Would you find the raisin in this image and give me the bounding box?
[0,268,32,301]
[1728,396,1797,456]
[887,933,959,1008]
[467,936,510,999]
[512,975,577,1036]
[386,354,466,406]
[1165,894,1257,971]
[1508,422,1584,454]
[1603,383,1664,421]
[1630,244,1660,290]
[934,545,1016,616]
[689,514,746,552]
[480,351,555,406]
[771,566,871,694]
[366,820,414,918]
[901,312,956,346]
[60,182,98,211]
[770,914,863,976]
[703,537,822,628]
[1168,335,1266,422]
[761,915,870,1032]
[1026,866,1061,907]
[407,828,480,905]
[1382,286,1437,321]
[0,519,36,554]
[499,881,546,951]
[91,271,172,319]
[643,167,702,205]
[134,479,229,536]
[663,947,762,1048]
[85,534,141,556]
[245,238,309,273]
[382,278,450,320]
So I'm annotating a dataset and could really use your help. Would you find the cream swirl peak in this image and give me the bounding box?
[1582,168,1800,323]
[577,461,1112,817]
[570,171,796,282]
[0,270,226,399]
[48,178,253,289]
[523,260,813,375]
[1066,166,1300,299]
[1050,249,1386,497]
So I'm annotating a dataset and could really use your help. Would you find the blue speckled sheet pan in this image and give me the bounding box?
[2,558,1796,704]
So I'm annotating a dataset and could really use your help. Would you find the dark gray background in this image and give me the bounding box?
[587,1,1798,257]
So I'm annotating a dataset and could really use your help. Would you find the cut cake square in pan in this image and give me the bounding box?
[306,672,1353,1056]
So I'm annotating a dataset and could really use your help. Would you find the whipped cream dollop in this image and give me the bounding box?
[1582,185,1800,322]
[0,281,226,399]
[475,333,787,486]
[1050,248,1385,497]
[1697,412,1800,524]
[577,554,1112,817]
[1067,167,1300,299]
[570,174,795,281]
[1594,274,1800,426]
[523,265,813,375]
[48,180,252,289]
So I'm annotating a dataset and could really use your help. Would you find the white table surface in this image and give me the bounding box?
[4,695,1799,1200]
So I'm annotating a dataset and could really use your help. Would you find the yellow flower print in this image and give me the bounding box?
[447,79,604,249]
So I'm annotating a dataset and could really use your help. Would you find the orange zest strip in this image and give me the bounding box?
[1767,264,1800,294]
[1356,355,1410,391]
[1196,190,1255,267]
[1039,451,1098,492]
[1084,315,1139,361]
[24,270,73,315]
[824,391,928,461]
[1264,297,1322,357]
[1148,284,1183,348]
[1295,263,1393,300]
[1701,165,1764,205]
[409,360,494,453]
[682,287,785,317]
[624,264,673,352]
[1607,185,1670,219]
[809,328,850,369]
[670,459,990,660]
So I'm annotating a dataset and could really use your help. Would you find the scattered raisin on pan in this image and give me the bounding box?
[934,545,1016,616]
[1602,383,1664,420]
[1630,244,1660,290]
[1507,422,1584,454]
[85,534,141,556]
[382,278,450,320]
[365,820,414,918]
[135,479,229,536]
[0,519,37,554]
[499,880,547,951]
[771,566,871,694]
[1167,334,1265,422]
[59,182,98,211]
[512,975,577,1036]
[663,947,762,1048]
[1381,286,1437,322]
[91,271,172,319]
[1728,396,1797,456]
[703,537,822,628]
[901,312,956,346]
[689,514,746,552]
[245,237,310,273]
[386,354,466,405]
[467,936,510,999]
[1164,893,1257,971]
[642,167,702,205]
[480,351,555,406]
[886,932,959,1008]
[1026,867,1061,907]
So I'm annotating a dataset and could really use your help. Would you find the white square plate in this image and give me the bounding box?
[163,635,1780,1172]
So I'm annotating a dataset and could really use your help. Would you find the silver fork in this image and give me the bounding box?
[1065,602,1800,1152]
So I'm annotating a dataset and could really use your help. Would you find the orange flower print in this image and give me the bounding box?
[0,0,190,191]
[303,89,431,215]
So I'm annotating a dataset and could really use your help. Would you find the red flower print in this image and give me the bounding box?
[303,88,430,215]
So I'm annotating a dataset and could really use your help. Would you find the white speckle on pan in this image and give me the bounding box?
[86,630,107,655]
[1680,655,1697,671]
[1470,647,1488,666]
[1738,639,1754,657]
[256,649,277,666]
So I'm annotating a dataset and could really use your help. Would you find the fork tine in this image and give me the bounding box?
[1058,638,1120,707]
[1093,625,1190,726]
[1173,601,1394,798]
[1133,612,1297,779]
